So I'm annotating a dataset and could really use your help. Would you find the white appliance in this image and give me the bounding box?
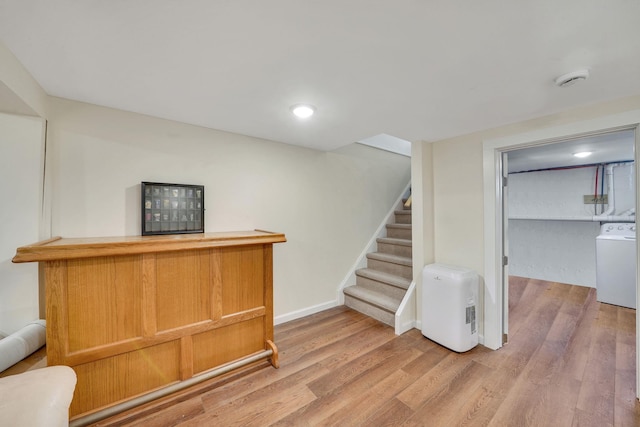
[422,263,478,352]
[596,223,636,309]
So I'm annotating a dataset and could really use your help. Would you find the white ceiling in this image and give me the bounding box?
[1,1,639,151]
[508,129,635,173]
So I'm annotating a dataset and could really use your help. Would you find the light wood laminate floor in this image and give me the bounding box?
[9,277,640,426]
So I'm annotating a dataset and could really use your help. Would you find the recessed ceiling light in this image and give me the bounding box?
[573,151,592,158]
[555,69,590,87]
[290,104,316,119]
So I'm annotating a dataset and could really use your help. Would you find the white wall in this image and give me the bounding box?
[422,94,640,348]
[47,97,411,320]
[508,163,635,286]
[509,220,601,286]
[0,112,45,336]
[509,163,635,219]
[0,41,48,118]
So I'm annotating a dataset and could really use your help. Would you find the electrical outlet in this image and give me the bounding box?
[583,195,608,204]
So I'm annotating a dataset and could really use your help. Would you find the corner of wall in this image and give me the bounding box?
[0,40,48,119]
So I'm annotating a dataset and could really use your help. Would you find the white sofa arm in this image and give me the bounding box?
[0,365,76,427]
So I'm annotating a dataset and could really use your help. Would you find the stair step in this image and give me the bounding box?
[386,223,412,240]
[386,223,411,230]
[366,252,412,280]
[344,285,401,312]
[356,268,411,290]
[367,252,412,266]
[343,194,413,328]
[377,237,411,247]
[394,210,412,224]
[377,237,413,258]
[377,237,412,257]
[344,294,395,326]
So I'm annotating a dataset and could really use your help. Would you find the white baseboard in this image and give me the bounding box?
[274,300,339,325]
[396,319,417,335]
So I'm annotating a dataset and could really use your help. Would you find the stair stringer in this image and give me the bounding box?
[336,182,411,306]
[395,280,416,335]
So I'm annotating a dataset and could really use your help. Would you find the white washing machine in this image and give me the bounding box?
[596,223,636,309]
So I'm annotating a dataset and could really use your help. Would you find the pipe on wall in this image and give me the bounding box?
[594,163,616,218]
[0,320,45,373]
[509,215,635,222]
[510,163,635,223]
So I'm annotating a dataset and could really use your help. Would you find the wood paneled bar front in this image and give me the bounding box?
[13,230,286,422]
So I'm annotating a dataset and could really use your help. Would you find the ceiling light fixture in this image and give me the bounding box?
[555,69,590,87]
[290,104,316,119]
[573,151,592,158]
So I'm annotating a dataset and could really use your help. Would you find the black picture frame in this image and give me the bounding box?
[141,181,205,236]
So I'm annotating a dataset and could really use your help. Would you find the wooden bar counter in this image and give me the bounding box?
[13,230,286,420]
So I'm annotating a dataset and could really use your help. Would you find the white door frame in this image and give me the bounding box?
[482,109,640,398]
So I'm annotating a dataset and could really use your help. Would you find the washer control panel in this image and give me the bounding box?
[600,222,636,236]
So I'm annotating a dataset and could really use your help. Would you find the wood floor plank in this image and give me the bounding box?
[364,398,414,427]
[486,286,580,426]
[100,397,205,427]
[615,306,638,427]
[400,342,451,376]
[575,304,618,424]
[615,340,639,427]
[277,316,383,365]
[316,322,397,372]
[395,350,477,410]
[185,382,316,427]
[573,407,613,427]
[507,278,549,338]
[274,305,359,334]
[404,361,495,426]
[27,279,636,427]
[318,369,414,426]
[272,346,424,426]
[507,276,529,310]
[200,362,330,414]
[558,287,599,382]
[308,335,421,397]
[195,317,392,415]
[275,310,371,352]
[452,349,532,426]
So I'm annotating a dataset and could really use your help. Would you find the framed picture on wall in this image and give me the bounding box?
[141,181,204,235]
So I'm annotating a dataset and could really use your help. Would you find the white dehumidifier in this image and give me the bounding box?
[422,263,478,352]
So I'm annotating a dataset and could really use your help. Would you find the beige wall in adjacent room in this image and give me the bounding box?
[429,95,640,278]
[46,97,411,320]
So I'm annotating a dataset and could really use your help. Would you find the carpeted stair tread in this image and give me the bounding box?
[343,195,413,327]
[386,223,411,230]
[343,285,401,313]
[366,252,412,267]
[377,237,412,247]
[356,268,411,290]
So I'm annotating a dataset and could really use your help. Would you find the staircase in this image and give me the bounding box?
[343,199,412,327]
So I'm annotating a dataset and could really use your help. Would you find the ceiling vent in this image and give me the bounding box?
[555,69,590,87]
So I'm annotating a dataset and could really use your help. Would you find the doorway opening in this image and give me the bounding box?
[482,112,640,398]
[507,129,635,287]
[504,129,636,349]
